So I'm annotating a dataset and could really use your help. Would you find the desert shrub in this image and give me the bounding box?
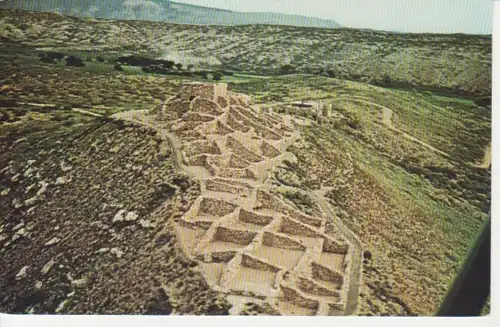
[13,109,27,116]
[346,113,362,129]
[194,71,206,79]
[363,250,372,260]
[0,112,9,122]
[280,64,295,75]
[40,56,56,64]
[171,174,190,191]
[161,60,175,69]
[0,99,17,107]
[51,114,69,122]
[283,189,315,208]
[382,74,392,85]
[66,55,85,67]
[144,289,172,315]
[213,72,223,81]
[45,51,64,60]
[205,303,230,315]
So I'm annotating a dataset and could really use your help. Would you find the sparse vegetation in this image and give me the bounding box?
[0,9,490,97]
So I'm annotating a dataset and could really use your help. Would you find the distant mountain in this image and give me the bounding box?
[0,0,341,28]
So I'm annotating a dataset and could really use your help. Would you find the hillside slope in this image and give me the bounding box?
[0,111,234,314]
[0,9,490,97]
[0,48,490,316]
[0,0,341,28]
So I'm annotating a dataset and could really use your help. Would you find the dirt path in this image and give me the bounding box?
[313,188,363,316]
[15,102,112,119]
[71,108,103,117]
[381,105,393,128]
[112,83,363,316]
[350,99,450,158]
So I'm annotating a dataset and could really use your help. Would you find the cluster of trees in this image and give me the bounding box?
[116,55,180,70]
[278,64,336,78]
[38,51,232,82]
[474,96,491,108]
[115,55,232,81]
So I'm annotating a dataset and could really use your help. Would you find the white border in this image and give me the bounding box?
[490,0,499,322]
[0,315,496,327]
[0,2,498,327]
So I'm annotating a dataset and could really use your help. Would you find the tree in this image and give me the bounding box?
[45,51,65,60]
[213,72,222,81]
[382,74,392,85]
[40,56,56,64]
[280,64,295,75]
[65,56,85,67]
[474,96,491,108]
[162,60,175,69]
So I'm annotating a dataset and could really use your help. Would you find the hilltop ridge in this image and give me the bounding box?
[0,0,341,28]
[0,8,490,97]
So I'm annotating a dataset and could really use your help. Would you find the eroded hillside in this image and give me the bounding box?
[0,111,233,314]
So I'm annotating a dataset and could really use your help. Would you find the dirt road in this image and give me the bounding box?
[350,99,450,158]
[314,189,363,316]
[71,108,103,117]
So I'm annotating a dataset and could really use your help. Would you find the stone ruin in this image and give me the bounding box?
[125,82,359,316]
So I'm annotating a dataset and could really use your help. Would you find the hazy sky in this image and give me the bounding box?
[174,0,492,34]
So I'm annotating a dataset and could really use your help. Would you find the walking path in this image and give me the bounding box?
[349,98,450,158]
